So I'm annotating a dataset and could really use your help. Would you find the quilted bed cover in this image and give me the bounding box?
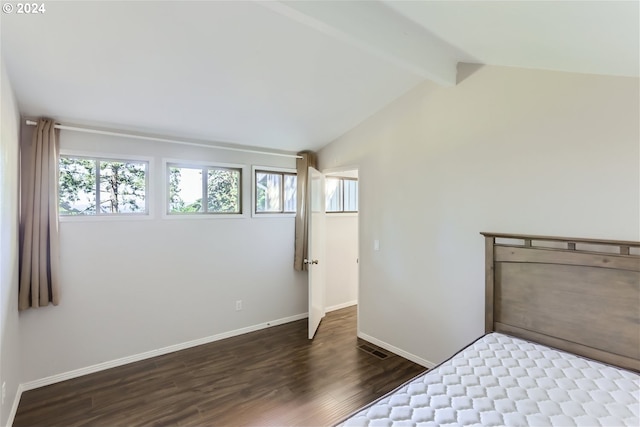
[337,333,639,427]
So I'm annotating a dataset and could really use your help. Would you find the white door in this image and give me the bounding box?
[307,166,326,339]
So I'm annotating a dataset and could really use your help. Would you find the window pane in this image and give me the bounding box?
[344,179,358,211]
[99,161,147,214]
[169,166,203,213]
[325,177,342,212]
[208,168,240,213]
[59,157,96,215]
[284,174,297,212]
[256,172,282,212]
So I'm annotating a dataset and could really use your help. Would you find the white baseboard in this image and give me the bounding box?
[21,312,308,392]
[6,384,23,427]
[325,300,357,312]
[357,332,435,369]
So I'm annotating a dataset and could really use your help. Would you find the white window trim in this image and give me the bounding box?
[59,149,154,222]
[251,165,297,218]
[162,158,248,220]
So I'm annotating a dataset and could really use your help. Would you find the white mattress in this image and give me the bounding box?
[338,333,640,427]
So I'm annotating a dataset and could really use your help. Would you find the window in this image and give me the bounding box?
[168,164,241,214]
[326,177,358,213]
[255,170,297,214]
[59,156,148,216]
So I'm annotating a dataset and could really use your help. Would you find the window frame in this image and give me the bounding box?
[252,166,297,218]
[58,150,152,221]
[326,176,358,214]
[165,160,244,217]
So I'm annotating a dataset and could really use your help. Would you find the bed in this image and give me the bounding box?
[337,232,640,426]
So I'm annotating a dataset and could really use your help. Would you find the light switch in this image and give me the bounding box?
[374,240,380,251]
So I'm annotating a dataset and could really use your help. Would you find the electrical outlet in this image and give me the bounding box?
[235,300,242,311]
[2,381,6,405]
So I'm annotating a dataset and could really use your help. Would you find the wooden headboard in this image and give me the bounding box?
[481,232,640,372]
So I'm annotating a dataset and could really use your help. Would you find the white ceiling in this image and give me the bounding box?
[384,0,640,78]
[2,1,638,153]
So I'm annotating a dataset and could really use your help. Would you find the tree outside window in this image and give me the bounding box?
[168,164,241,214]
[59,156,147,216]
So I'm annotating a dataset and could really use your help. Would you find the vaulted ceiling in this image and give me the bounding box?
[2,1,638,152]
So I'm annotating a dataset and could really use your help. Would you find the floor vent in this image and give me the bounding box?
[358,343,389,359]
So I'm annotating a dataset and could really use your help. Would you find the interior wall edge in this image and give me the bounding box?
[326,300,357,313]
[357,331,435,369]
[5,384,23,427]
[0,61,23,427]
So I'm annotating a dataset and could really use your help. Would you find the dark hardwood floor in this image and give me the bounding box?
[14,306,426,426]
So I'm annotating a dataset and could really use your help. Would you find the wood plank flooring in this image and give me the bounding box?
[13,306,426,426]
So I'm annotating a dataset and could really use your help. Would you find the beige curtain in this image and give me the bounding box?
[19,118,61,310]
[294,151,317,271]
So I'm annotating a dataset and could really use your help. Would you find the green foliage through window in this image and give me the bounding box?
[59,156,147,216]
[169,164,241,214]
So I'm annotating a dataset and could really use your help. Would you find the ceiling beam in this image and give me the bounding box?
[257,0,457,87]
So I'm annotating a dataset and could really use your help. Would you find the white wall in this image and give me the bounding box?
[325,214,358,311]
[18,129,308,384]
[318,64,640,366]
[0,63,22,426]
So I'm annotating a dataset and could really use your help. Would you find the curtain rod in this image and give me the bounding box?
[25,120,303,159]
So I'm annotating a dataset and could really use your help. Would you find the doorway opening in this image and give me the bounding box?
[323,168,359,332]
